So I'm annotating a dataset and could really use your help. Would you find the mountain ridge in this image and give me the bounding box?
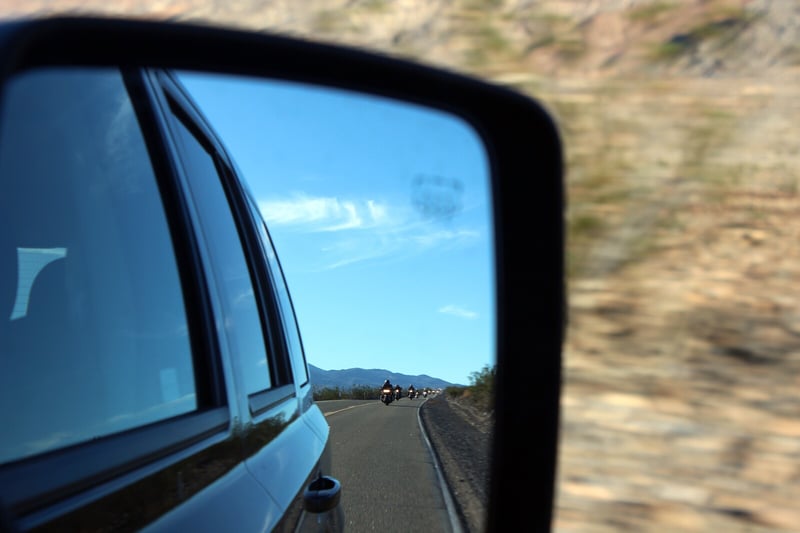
[308,364,456,390]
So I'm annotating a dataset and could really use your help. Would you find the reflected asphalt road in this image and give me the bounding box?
[318,399,461,532]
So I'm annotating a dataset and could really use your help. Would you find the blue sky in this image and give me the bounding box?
[179,72,495,386]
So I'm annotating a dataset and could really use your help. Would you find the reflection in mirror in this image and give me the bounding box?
[179,72,495,529]
[180,72,494,386]
[0,67,198,464]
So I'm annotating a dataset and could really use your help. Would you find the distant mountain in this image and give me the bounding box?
[308,364,456,390]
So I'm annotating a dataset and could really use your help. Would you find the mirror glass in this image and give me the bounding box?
[0,64,495,529]
[179,72,495,388]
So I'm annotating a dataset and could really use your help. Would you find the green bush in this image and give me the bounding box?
[445,385,467,398]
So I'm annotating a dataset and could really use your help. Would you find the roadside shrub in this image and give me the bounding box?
[313,386,344,401]
[312,384,383,401]
[442,385,464,398]
[466,364,495,413]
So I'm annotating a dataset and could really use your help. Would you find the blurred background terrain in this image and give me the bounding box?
[3,0,800,530]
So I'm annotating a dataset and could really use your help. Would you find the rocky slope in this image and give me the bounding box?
[4,1,800,531]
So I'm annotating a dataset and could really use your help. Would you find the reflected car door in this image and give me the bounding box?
[146,69,331,530]
[0,65,283,531]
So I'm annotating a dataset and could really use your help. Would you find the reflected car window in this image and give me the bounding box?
[0,68,196,464]
[259,218,309,386]
[168,108,273,396]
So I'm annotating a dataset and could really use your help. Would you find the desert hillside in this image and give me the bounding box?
[3,1,800,531]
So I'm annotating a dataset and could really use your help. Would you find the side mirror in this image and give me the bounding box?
[0,16,564,532]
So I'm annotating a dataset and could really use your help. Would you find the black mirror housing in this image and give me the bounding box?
[0,16,564,532]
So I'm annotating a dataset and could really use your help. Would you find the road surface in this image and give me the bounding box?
[318,398,462,531]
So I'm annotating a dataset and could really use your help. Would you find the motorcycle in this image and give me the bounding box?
[380,387,394,405]
[394,387,402,401]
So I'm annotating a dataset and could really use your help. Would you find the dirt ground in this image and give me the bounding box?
[419,395,491,533]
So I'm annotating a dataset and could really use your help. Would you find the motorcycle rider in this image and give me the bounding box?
[408,384,416,399]
[381,379,393,398]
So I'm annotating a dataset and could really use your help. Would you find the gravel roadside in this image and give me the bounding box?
[419,395,492,533]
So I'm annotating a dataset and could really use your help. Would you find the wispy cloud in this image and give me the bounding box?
[367,200,387,224]
[258,193,482,270]
[259,194,383,232]
[438,305,478,320]
[412,229,480,248]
